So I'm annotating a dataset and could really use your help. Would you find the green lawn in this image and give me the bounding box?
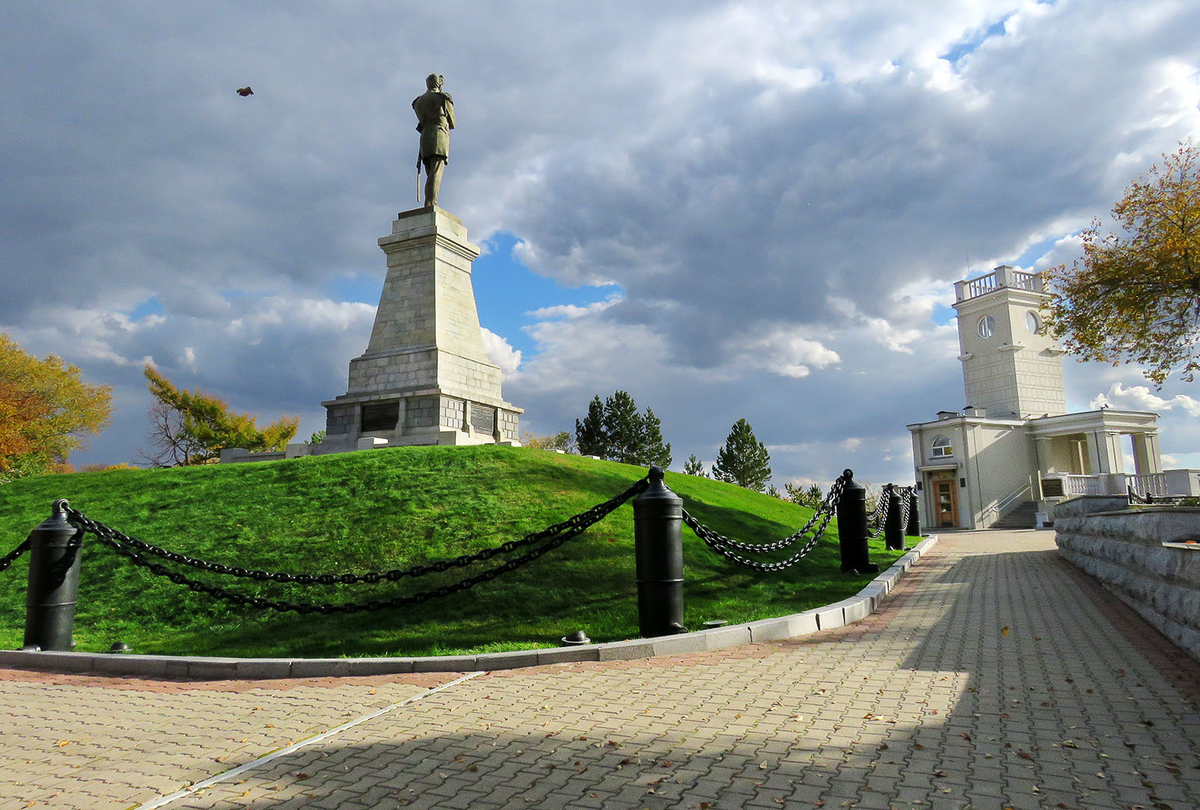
[0,446,913,657]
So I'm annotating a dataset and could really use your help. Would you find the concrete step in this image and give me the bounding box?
[993,500,1038,529]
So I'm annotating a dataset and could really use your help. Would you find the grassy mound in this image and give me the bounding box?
[0,446,910,658]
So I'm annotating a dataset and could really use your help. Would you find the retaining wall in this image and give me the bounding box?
[1054,497,1200,663]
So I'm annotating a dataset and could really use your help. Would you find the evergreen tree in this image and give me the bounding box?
[574,395,606,456]
[682,453,706,477]
[640,407,672,467]
[603,390,643,463]
[712,418,772,491]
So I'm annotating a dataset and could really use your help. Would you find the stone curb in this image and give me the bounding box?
[1,536,937,680]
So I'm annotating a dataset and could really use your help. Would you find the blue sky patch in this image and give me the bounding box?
[939,17,1009,64]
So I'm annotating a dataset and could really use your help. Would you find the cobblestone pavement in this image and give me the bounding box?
[3,530,1199,810]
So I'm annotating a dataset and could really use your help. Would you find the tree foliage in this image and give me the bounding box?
[784,481,824,509]
[1045,142,1200,386]
[0,335,112,482]
[573,390,671,467]
[522,430,575,452]
[142,364,298,466]
[712,418,771,491]
[574,396,606,456]
[682,453,707,477]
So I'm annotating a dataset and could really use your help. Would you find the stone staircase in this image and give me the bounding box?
[993,500,1039,529]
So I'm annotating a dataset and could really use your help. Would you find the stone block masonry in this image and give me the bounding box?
[1055,496,1200,663]
[320,206,521,451]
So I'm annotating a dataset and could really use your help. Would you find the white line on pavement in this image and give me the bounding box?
[132,671,484,810]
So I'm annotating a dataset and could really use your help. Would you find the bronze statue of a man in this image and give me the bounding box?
[412,73,455,208]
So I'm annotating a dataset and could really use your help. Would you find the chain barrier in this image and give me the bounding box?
[681,473,848,571]
[865,484,916,538]
[866,492,888,537]
[1128,488,1185,506]
[61,478,648,615]
[0,538,31,575]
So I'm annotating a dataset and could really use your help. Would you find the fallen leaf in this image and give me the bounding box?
[1017,752,1033,760]
[1062,741,1078,749]
[913,743,925,750]
[961,733,972,741]
[468,765,478,772]
[1001,626,1010,637]
[295,773,310,780]
[55,741,69,748]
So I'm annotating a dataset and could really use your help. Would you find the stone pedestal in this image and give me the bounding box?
[321,207,521,451]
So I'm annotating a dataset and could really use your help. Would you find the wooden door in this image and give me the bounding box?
[934,478,957,527]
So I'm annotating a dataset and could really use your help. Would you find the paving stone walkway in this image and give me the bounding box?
[3,530,1199,810]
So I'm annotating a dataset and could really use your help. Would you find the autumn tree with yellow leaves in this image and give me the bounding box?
[0,335,112,482]
[1045,142,1200,387]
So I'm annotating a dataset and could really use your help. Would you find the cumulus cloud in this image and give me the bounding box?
[481,327,521,378]
[1090,383,1200,418]
[2,2,1198,485]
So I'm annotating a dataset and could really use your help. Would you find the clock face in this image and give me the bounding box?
[1026,311,1040,334]
[977,315,995,339]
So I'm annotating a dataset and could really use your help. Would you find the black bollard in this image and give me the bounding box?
[23,499,83,652]
[836,470,879,574]
[884,484,905,551]
[906,490,921,538]
[633,466,687,637]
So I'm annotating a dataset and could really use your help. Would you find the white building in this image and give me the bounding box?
[907,265,1198,530]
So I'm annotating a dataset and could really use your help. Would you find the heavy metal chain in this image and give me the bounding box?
[681,474,847,555]
[867,494,888,537]
[66,478,648,615]
[680,473,848,572]
[868,485,914,538]
[63,478,646,587]
[0,538,31,574]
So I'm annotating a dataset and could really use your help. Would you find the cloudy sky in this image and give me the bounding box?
[2,1,1199,488]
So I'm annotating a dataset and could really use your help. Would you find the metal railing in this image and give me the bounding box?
[981,480,1033,523]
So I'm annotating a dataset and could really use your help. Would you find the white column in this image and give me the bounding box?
[1140,433,1163,473]
[1089,430,1115,474]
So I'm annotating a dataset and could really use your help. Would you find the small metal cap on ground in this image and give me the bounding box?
[19,645,41,652]
[109,642,132,654]
[561,630,591,646]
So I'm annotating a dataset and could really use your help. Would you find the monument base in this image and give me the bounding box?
[315,205,522,455]
[319,388,521,452]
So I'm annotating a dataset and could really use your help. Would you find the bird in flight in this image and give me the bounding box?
[236,86,253,97]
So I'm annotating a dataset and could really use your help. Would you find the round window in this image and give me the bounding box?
[977,315,995,339]
[1025,311,1040,334]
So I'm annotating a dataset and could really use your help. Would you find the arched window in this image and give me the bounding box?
[932,436,953,457]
